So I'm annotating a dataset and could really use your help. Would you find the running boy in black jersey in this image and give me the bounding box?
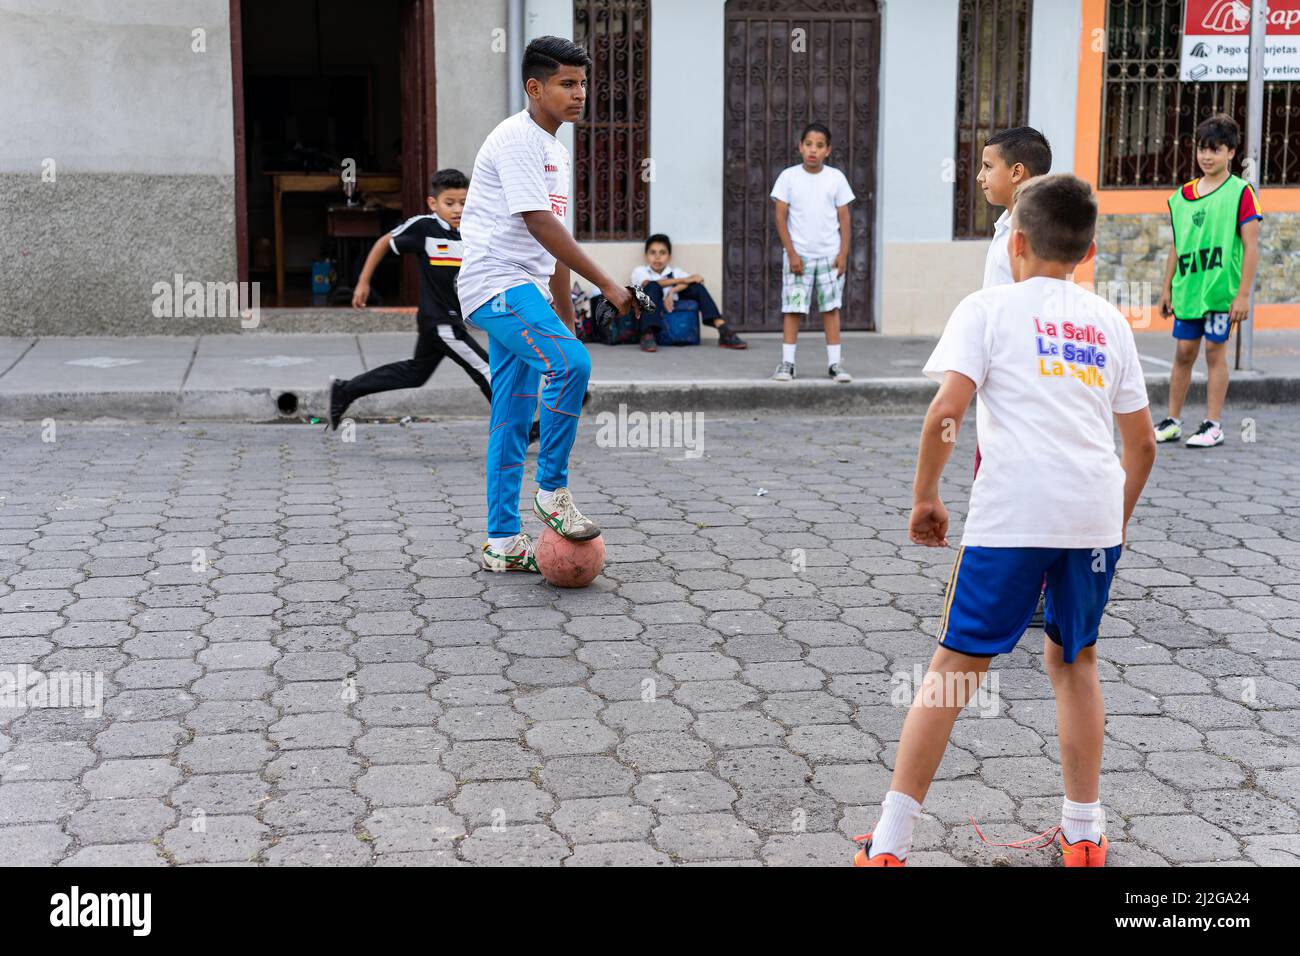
[328,169,494,428]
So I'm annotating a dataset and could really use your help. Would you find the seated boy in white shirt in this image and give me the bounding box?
[630,233,746,352]
[853,174,1157,869]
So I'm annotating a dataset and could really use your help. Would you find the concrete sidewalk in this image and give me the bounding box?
[1,329,1298,420]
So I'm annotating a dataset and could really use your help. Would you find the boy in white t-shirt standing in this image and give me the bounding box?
[458,36,636,573]
[769,123,856,383]
[853,175,1156,868]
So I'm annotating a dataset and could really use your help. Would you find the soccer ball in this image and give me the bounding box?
[535,527,605,588]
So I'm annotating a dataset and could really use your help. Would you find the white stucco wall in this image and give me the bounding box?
[0,0,234,175]
[524,0,578,231]
[878,0,961,243]
[436,0,510,175]
[647,0,725,245]
[1027,0,1082,176]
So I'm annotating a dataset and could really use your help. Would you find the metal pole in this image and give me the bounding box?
[1242,0,1266,372]
[508,0,525,115]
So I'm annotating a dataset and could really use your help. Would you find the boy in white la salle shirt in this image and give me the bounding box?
[854,175,1156,868]
[971,127,1053,628]
[769,122,855,383]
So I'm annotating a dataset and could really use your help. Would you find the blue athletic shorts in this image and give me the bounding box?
[1173,312,1231,344]
[937,545,1123,663]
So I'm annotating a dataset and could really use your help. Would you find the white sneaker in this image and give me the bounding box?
[481,533,540,573]
[772,361,796,382]
[534,487,602,541]
[1185,420,1224,447]
[828,363,852,383]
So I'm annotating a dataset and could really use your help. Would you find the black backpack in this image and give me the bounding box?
[589,294,640,345]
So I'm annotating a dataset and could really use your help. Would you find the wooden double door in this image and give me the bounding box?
[723,0,881,331]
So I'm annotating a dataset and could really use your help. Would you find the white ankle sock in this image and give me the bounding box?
[487,535,516,551]
[870,790,923,860]
[1061,797,1104,844]
[536,488,556,508]
[827,344,842,365]
[782,343,797,364]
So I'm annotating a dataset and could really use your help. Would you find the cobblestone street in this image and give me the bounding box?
[1,410,1298,866]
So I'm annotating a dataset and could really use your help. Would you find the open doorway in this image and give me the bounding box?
[230,0,435,309]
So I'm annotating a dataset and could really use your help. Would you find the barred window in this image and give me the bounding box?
[1101,0,1300,187]
[954,0,1034,239]
[573,0,651,240]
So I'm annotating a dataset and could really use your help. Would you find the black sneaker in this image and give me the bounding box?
[716,323,747,349]
[640,333,658,352]
[327,378,350,431]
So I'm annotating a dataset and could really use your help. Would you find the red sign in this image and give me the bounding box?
[1184,0,1300,36]
[1181,0,1300,80]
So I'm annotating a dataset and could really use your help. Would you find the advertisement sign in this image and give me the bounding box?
[1180,0,1300,81]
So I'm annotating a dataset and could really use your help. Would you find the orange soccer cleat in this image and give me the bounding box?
[1057,832,1108,867]
[852,833,905,867]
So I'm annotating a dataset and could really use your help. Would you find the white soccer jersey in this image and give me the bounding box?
[924,277,1150,549]
[458,110,572,318]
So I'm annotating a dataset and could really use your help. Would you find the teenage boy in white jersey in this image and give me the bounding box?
[458,36,636,573]
[854,175,1156,868]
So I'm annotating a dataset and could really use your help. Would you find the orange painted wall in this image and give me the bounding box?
[1073,0,1300,328]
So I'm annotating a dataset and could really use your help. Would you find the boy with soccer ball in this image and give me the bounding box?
[458,36,638,572]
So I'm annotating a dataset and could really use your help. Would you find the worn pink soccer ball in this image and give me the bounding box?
[535,527,605,588]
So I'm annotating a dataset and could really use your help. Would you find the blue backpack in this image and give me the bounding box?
[656,300,701,346]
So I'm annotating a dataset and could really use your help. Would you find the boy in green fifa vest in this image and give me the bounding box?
[1155,114,1262,448]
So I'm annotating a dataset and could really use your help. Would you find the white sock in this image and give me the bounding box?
[536,488,556,508]
[1061,797,1104,844]
[869,790,923,860]
[827,344,842,366]
[487,535,516,551]
[782,343,797,364]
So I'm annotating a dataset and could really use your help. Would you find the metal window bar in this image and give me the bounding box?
[953,0,1035,239]
[573,0,650,240]
[1100,0,1299,187]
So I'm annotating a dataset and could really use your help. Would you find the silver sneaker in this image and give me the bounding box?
[772,361,796,382]
[828,363,853,383]
[534,487,602,541]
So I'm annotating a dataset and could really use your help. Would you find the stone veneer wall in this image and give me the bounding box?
[1095,211,1300,306]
